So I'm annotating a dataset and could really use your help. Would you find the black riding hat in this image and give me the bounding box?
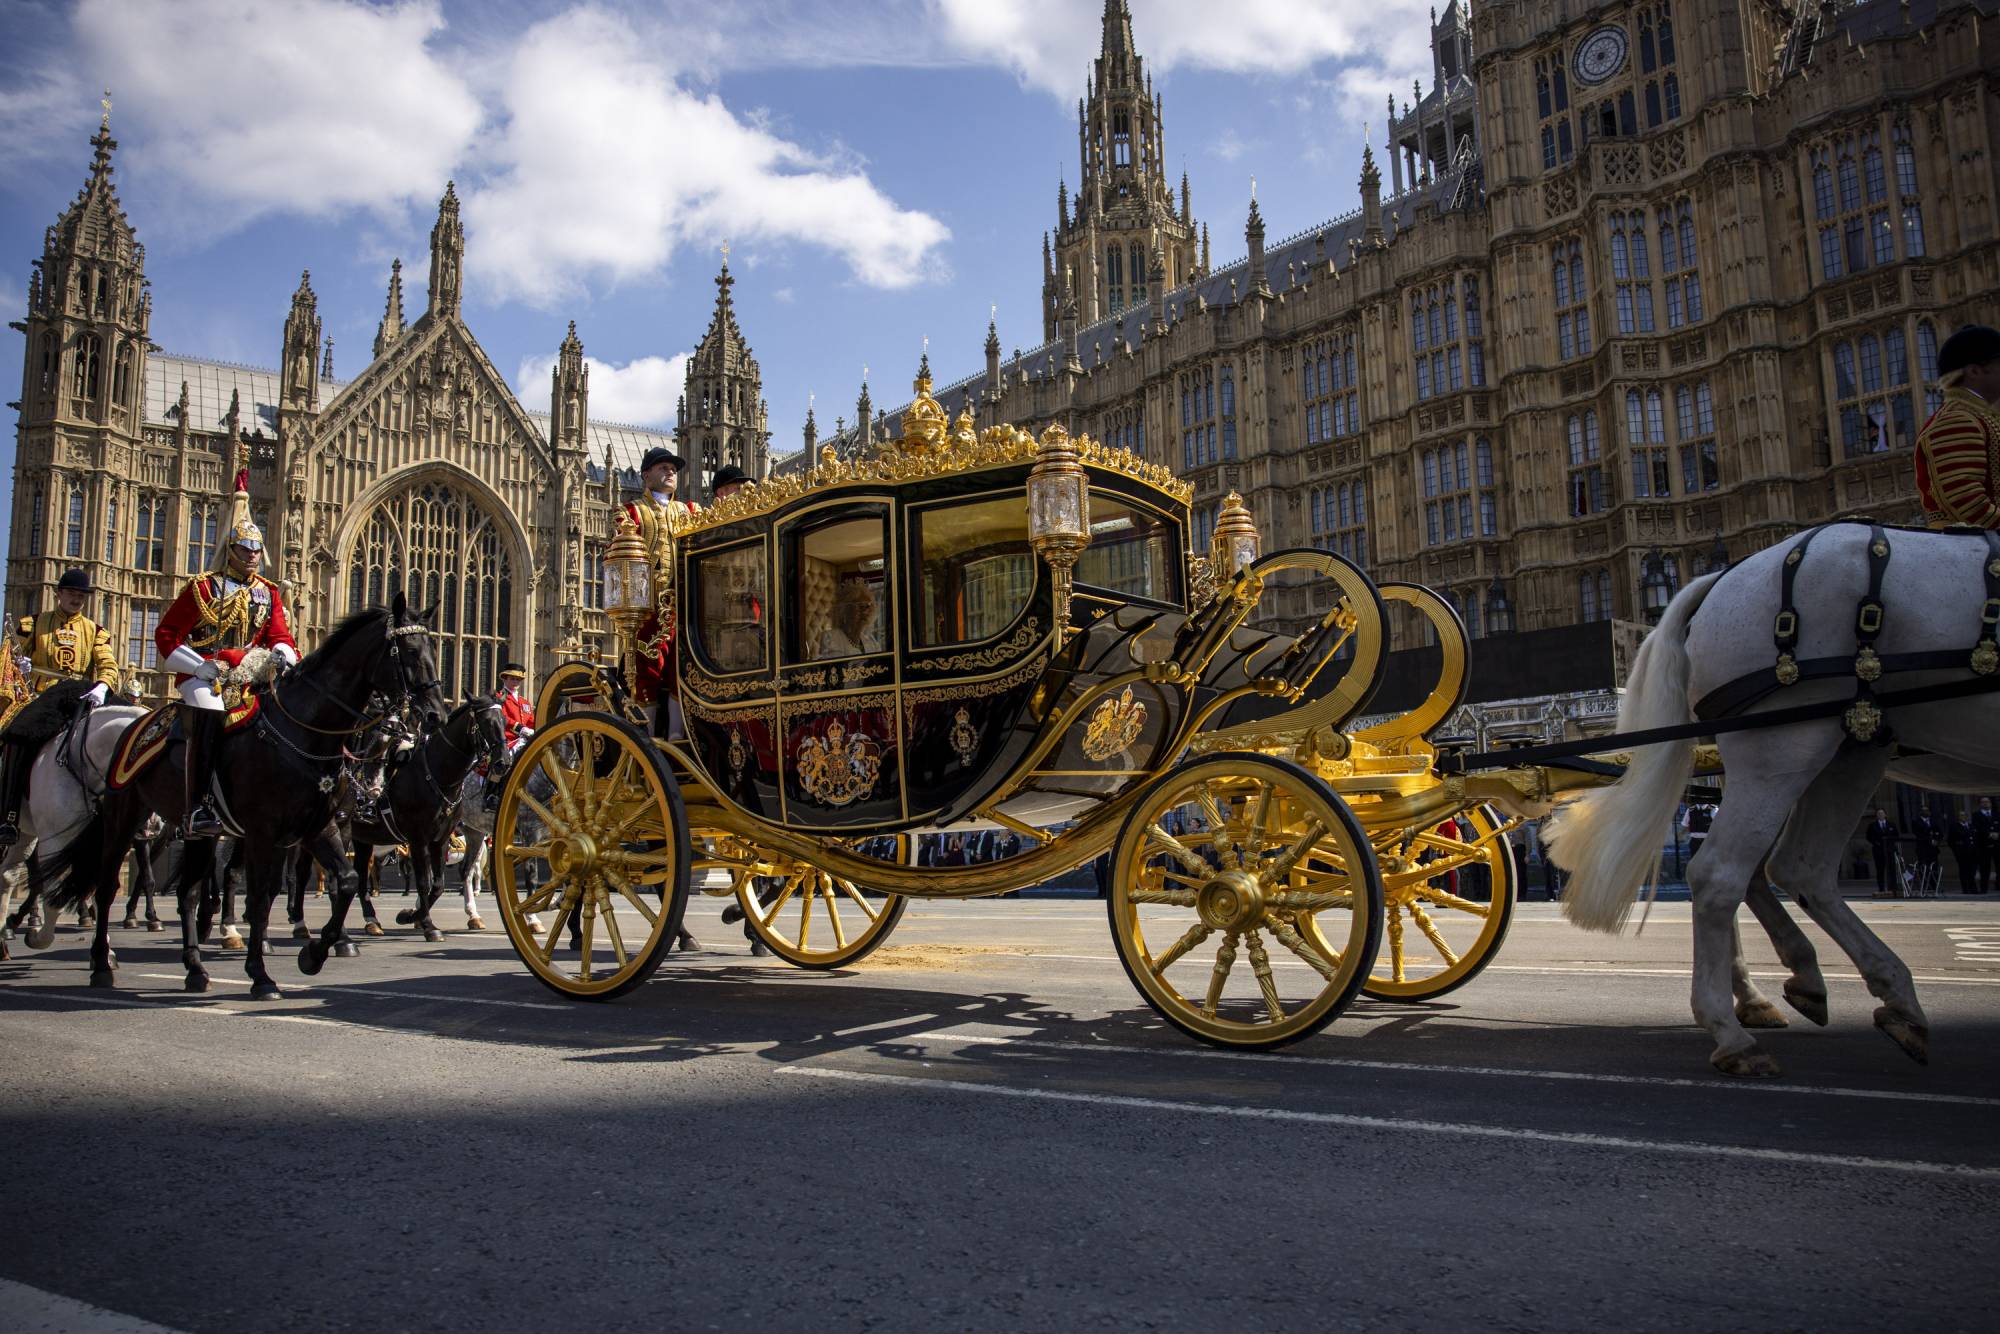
[56,569,90,593]
[640,446,686,475]
[1938,325,2000,377]
[500,661,526,677]
[712,463,751,491]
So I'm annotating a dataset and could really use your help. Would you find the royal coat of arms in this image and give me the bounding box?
[794,720,882,807]
[1082,686,1147,762]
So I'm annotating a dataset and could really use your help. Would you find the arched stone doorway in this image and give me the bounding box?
[344,478,516,701]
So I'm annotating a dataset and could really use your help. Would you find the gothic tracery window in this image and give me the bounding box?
[346,480,516,700]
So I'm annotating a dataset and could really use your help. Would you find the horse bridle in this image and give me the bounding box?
[415,699,508,805]
[269,617,441,740]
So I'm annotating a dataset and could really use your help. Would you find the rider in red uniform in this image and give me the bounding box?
[495,662,535,751]
[155,464,299,836]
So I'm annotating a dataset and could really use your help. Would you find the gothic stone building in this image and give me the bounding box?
[8,126,770,701]
[838,0,1998,726]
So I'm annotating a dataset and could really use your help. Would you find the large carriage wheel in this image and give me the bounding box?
[732,836,912,969]
[1358,804,1517,1001]
[494,713,691,1000]
[1108,753,1383,1049]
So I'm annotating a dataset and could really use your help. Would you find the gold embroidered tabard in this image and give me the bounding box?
[16,610,119,692]
[186,576,272,654]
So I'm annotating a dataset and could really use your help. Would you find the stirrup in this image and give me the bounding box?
[185,804,226,838]
[0,820,19,847]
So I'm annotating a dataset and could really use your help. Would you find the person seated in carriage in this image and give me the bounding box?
[155,467,299,838]
[0,567,123,847]
[480,663,535,812]
[1916,324,2000,530]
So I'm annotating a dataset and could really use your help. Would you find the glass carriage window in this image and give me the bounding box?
[789,508,887,663]
[1074,496,1180,606]
[691,542,768,674]
[916,493,1034,647]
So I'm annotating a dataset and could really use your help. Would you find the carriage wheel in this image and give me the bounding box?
[728,837,911,969]
[1357,804,1517,1001]
[1108,753,1383,1049]
[493,713,691,1001]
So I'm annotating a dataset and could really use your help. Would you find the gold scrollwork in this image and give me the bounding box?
[727,727,748,783]
[948,707,978,765]
[901,656,1046,707]
[795,720,883,807]
[683,696,776,729]
[685,670,776,700]
[911,618,1042,674]
[1081,686,1147,762]
[784,661,890,693]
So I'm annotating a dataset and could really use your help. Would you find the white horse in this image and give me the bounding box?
[0,704,148,956]
[1546,523,2000,1076]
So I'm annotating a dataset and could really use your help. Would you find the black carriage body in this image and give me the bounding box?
[675,462,1210,834]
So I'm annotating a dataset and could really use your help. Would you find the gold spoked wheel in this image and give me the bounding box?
[1108,753,1383,1049]
[1357,804,1517,1001]
[726,836,911,969]
[494,712,691,1000]
[533,659,612,727]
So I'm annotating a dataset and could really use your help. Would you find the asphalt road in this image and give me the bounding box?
[2,892,1996,1333]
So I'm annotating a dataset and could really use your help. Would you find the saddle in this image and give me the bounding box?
[105,695,264,792]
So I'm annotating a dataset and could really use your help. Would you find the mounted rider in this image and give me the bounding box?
[620,446,699,732]
[1915,324,2000,530]
[0,568,123,847]
[155,456,299,837]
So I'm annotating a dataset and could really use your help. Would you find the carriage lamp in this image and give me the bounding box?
[1028,423,1091,638]
[603,511,652,694]
[1211,491,1261,577]
[1486,574,1514,636]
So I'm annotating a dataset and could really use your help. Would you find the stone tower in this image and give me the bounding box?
[9,104,151,617]
[1044,0,1198,340]
[674,256,770,498]
[428,181,463,318]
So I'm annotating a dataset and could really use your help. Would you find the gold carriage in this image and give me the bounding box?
[491,368,1589,1049]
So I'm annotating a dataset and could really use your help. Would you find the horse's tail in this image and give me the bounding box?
[1544,571,1722,933]
[28,801,111,914]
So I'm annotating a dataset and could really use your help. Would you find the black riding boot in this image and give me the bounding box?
[0,741,26,847]
[181,704,226,838]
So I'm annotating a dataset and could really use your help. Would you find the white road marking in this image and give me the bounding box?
[0,1276,190,1334]
[783,1066,2000,1179]
[999,953,2000,987]
[912,1032,2000,1108]
[133,973,569,1011]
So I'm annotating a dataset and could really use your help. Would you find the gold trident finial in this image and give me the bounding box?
[719,238,730,266]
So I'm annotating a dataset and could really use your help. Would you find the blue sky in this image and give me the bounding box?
[1,0,1436,547]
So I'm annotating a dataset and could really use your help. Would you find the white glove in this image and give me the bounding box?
[83,682,109,706]
[193,659,222,683]
[273,643,299,666]
[518,726,534,739]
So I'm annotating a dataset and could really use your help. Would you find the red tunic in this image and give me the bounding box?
[495,687,535,747]
[620,496,699,704]
[1915,387,2000,529]
[155,572,297,685]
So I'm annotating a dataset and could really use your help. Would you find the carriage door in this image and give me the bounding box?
[775,501,901,828]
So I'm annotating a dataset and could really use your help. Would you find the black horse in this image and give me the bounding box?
[349,696,507,943]
[31,595,446,997]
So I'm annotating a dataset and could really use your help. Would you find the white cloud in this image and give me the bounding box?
[516,349,689,428]
[773,287,795,303]
[71,0,480,224]
[933,0,1435,103]
[465,7,951,307]
[1211,128,1246,162]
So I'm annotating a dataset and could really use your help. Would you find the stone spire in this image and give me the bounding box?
[1361,142,1386,246]
[281,269,321,409]
[551,320,588,451]
[427,182,463,317]
[1245,190,1270,298]
[855,368,873,447]
[321,336,334,380]
[803,396,818,451]
[676,248,770,493]
[374,258,405,358]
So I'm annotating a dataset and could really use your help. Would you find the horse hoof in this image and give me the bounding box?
[297,944,326,977]
[292,924,311,940]
[677,934,699,953]
[1874,1007,1930,1066]
[424,928,446,944]
[145,919,164,933]
[1712,1045,1781,1078]
[466,917,486,931]
[395,909,417,925]
[249,982,282,1001]
[749,939,771,958]
[120,917,139,930]
[220,931,245,951]
[1736,998,1789,1030]
[1783,984,1830,1027]
[333,940,360,959]
[185,973,209,993]
[526,915,545,932]
[89,968,115,990]
[26,924,55,950]
[363,922,385,938]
